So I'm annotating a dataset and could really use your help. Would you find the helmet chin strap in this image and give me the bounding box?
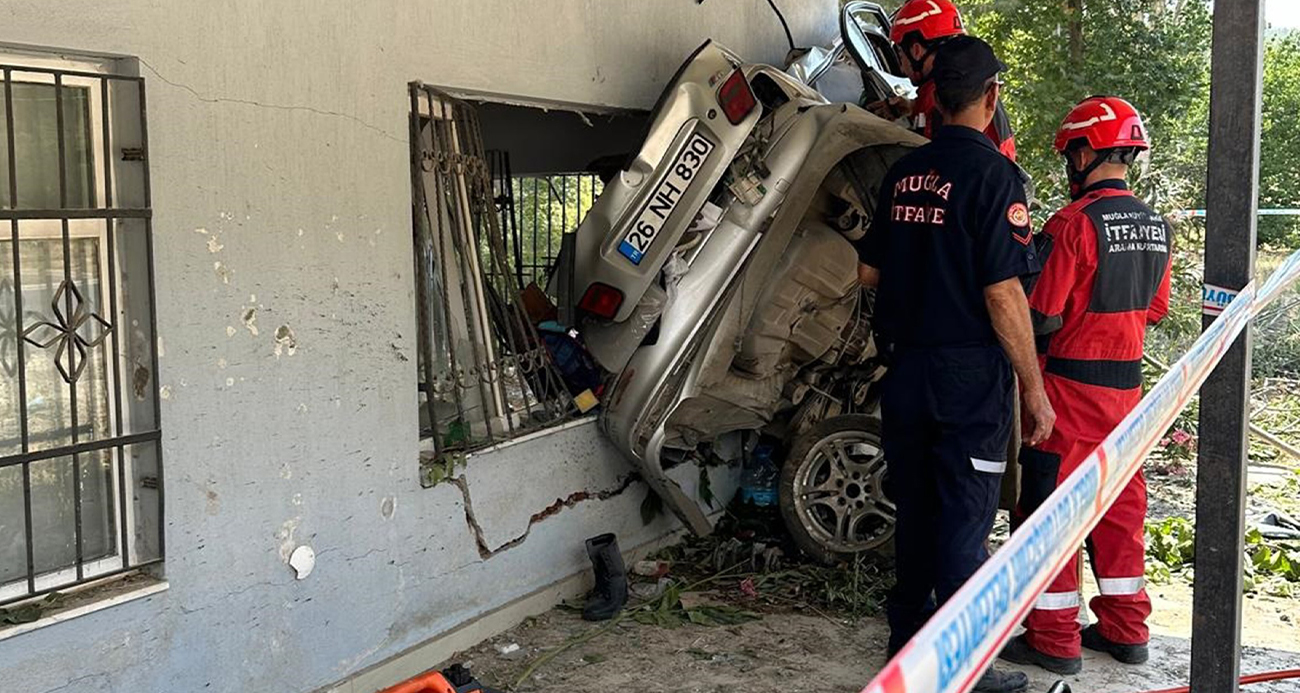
[906,38,946,81]
[1066,148,1139,200]
[1066,154,1107,200]
[907,48,932,76]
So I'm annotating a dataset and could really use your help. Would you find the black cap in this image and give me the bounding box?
[931,35,1007,91]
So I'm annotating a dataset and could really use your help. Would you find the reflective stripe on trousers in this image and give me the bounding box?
[1097,576,1145,596]
[1035,591,1081,611]
[971,457,1007,474]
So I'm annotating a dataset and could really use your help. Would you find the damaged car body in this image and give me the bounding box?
[552,4,927,562]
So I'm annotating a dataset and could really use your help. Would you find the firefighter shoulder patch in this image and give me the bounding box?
[1008,202,1029,245]
[1007,202,1031,228]
[1008,202,1032,245]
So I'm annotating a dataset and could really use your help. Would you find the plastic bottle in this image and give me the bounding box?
[740,442,779,507]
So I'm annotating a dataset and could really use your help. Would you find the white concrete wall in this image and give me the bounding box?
[0,1,834,691]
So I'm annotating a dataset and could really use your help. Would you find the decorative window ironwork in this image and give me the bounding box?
[0,56,161,607]
[409,84,599,476]
[22,279,113,385]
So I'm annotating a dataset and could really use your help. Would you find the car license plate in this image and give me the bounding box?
[618,132,716,265]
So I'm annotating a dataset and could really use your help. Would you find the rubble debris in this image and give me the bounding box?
[632,560,671,578]
[496,643,527,660]
[629,577,670,601]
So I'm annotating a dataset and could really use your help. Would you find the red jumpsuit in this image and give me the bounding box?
[912,80,1018,161]
[1016,180,1172,659]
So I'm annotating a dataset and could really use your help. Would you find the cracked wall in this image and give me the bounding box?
[451,465,641,559]
[0,2,828,692]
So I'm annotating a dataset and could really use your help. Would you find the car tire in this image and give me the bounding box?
[779,414,895,565]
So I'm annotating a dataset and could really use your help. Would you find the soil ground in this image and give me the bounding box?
[447,595,1300,693]
[437,460,1300,693]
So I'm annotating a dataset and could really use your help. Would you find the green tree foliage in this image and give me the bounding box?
[499,174,602,288]
[962,0,1212,212]
[1260,31,1300,246]
[949,3,1300,379]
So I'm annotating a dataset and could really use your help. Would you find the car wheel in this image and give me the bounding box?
[779,414,894,564]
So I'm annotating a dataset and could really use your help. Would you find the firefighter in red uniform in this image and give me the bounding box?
[873,0,1017,160]
[998,96,1172,675]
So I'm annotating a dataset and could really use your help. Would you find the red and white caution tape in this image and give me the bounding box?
[861,247,1300,693]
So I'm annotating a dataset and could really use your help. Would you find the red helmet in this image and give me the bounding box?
[1053,96,1150,153]
[890,0,966,45]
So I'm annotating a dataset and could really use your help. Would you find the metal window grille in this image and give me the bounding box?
[485,150,602,293]
[410,83,587,473]
[0,61,161,607]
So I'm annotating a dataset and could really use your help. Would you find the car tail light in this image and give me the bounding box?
[578,283,624,320]
[718,69,756,125]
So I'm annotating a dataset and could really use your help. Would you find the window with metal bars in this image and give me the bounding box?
[410,84,608,475]
[0,54,161,608]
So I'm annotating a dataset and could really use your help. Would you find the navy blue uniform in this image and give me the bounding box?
[858,125,1040,652]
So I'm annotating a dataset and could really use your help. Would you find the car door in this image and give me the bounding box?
[841,1,915,104]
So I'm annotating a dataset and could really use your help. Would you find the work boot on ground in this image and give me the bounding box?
[581,533,628,621]
[998,634,1083,675]
[1081,624,1149,664]
[972,667,1029,693]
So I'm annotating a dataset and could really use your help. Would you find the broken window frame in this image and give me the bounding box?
[409,84,587,476]
[0,54,162,607]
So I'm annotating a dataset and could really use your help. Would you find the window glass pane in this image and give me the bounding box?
[125,441,161,563]
[0,228,25,587]
[6,234,111,454]
[0,232,111,439]
[0,466,25,585]
[0,450,115,584]
[68,236,112,445]
[113,218,158,435]
[0,82,93,209]
[1,232,116,587]
[0,92,5,208]
[0,235,18,460]
[508,174,603,289]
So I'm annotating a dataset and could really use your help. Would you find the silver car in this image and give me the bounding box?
[554,4,925,562]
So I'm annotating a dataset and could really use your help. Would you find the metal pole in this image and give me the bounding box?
[1190,3,1264,691]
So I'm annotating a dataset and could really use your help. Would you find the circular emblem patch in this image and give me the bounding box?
[1007,202,1031,228]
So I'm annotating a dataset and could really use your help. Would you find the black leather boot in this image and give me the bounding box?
[972,667,1029,693]
[1082,624,1149,664]
[582,533,628,621]
[999,634,1083,675]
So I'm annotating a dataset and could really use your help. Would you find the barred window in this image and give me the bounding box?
[0,53,161,607]
[409,85,609,480]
